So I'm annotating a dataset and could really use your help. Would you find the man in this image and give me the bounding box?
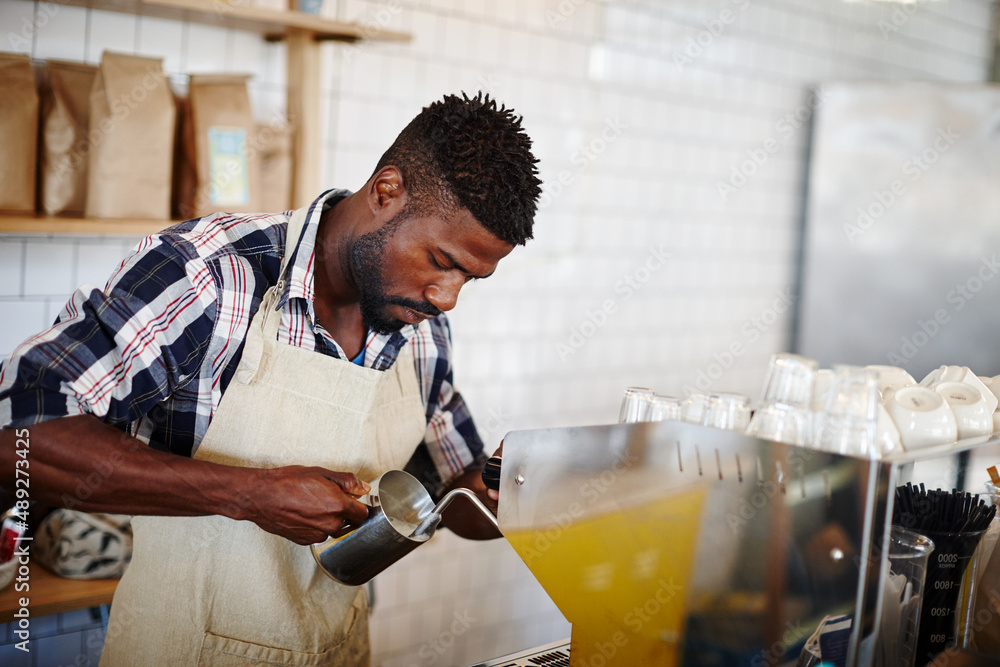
[0,92,541,665]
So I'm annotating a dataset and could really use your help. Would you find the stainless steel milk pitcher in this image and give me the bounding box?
[311,469,499,586]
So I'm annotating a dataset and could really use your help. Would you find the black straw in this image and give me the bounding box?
[893,483,997,534]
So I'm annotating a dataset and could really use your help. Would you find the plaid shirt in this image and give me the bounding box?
[0,190,486,496]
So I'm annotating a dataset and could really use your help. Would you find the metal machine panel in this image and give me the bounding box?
[497,421,883,667]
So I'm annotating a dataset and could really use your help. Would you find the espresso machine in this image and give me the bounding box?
[471,420,1000,666]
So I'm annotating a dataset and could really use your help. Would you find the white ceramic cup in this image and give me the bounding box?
[865,365,916,398]
[920,366,998,414]
[876,403,903,456]
[979,375,1000,408]
[934,381,992,440]
[884,386,958,450]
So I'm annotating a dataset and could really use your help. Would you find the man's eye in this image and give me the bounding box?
[430,255,445,270]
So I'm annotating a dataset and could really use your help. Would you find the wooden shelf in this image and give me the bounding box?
[1,0,413,237]
[0,564,118,623]
[0,215,174,237]
[60,0,411,42]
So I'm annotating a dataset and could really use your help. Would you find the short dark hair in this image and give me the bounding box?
[373,92,541,246]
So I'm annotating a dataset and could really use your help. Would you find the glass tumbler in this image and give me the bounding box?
[746,354,819,445]
[681,393,709,425]
[875,526,934,667]
[815,365,880,458]
[647,395,683,422]
[619,387,654,423]
[759,353,819,407]
[703,393,752,432]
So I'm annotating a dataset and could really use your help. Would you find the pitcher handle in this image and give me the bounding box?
[326,494,375,539]
[433,487,499,530]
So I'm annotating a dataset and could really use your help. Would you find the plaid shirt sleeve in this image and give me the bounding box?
[404,315,488,499]
[0,226,220,431]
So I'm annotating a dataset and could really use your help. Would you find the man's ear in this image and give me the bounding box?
[369,166,406,214]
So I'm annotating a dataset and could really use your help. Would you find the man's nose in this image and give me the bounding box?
[424,275,464,312]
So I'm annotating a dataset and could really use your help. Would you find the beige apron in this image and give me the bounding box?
[101,207,427,667]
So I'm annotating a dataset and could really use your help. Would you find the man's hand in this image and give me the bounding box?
[0,416,373,546]
[485,442,503,507]
[239,466,371,545]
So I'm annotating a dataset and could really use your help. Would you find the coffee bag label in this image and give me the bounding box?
[208,127,249,207]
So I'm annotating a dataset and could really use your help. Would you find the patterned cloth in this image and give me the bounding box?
[0,189,486,496]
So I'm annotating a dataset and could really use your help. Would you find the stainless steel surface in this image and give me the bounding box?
[494,421,1000,666]
[796,82,1000,378]
[469,639,571,667]
[311,469,434,586]
[311,469,498,585]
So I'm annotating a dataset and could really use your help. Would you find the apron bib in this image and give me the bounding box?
[101,207,427,667]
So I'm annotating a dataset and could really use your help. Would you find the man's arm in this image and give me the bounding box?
[0,415,370,545]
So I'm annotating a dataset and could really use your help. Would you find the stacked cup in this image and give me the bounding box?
[703,393,752,432]
[618,387,683,424]
[814,366,880,458]
[979,376,1000,432]
[879,365,996,452]
[921,366,995,440]
[617,387,748,432]
[746,353,817,446]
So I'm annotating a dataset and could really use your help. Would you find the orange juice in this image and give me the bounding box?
[504,488,706,666]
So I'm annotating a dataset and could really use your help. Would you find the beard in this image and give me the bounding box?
[350,212,441,335]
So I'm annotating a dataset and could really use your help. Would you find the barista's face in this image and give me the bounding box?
[350,203,513,334]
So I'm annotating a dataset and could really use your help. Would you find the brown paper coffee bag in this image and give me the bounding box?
[86,52,176,220]
[178,74,258,219]
[0,52,39,213]
[41,60,97,216]
[254,122,293,213]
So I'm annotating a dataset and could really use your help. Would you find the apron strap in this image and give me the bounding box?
[280,205,310,282]
[236,206,311,385]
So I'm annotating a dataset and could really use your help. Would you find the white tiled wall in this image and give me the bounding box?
[0,0,996,665]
